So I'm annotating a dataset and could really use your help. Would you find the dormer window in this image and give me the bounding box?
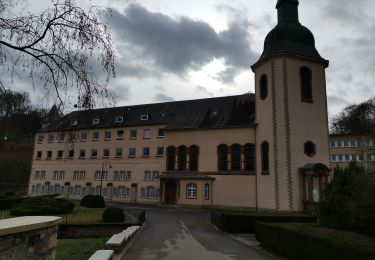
[141,114,149,121]
[116,116,124,123]
[71,120,78,126]
[93,118,100,125]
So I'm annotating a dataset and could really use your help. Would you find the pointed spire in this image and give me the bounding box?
[276,0,299,24]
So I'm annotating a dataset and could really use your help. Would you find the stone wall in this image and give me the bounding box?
[0,216,61,260]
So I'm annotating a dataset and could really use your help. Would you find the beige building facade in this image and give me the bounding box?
[28,0,332,212]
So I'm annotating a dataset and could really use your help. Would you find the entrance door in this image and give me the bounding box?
[165,181,177,204]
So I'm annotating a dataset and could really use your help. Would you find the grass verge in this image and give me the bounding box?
[55,237,109,260]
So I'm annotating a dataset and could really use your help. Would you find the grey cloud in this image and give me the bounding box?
[108,4,256,83]
[196,85,213,97]
[328,95,347,106]
[154,93,175,102]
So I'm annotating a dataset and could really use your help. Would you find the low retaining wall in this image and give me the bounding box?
[58,223,133,239]
[0,216,62,260]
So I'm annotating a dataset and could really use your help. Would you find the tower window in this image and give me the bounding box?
[260,74,268,100]
[304,141,316,157]
[261,141,270,174]
[300,66,313,102]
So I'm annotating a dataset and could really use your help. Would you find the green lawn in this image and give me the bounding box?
[55,237,109,260]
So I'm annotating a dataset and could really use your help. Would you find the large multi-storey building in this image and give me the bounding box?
[29,0,331,212]
[329,134,375,171]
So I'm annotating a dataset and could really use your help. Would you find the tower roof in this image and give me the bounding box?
[252,0,328,69]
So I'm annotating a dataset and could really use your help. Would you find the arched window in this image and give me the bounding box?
[186,183,197,199]
[261,141,270,174]
[189,145,199,171]
[231,144,241,171]
[218,144,228,171]
[244,143,255,171]
[260,74,268,100]
[304,141,316,157]
[300,66,313,102]
[204,183,210,200]
[166,146,176,171]
[178,146,187,170]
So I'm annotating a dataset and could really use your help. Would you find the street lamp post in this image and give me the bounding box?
[100,160,111,197]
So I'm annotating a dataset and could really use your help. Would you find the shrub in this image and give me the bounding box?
[320,163,375,237]
[83,195,105,208]
[10,196,74,216]
[211,210,315,233]
[0,197,24,210]
[80,195,93,207]
[255,222,375,260]
[102,207,125,223]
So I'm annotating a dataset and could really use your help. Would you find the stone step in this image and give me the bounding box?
[88,250,114,260]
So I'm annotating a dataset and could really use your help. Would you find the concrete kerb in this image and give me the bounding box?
[112,222,148,260]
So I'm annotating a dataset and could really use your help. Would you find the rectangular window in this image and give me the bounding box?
[103,148,110,158]
[127,171,132,181]
[79,149,86,159]
[119,171,127,181]
[46,151,52,160]
[95,171,107,181]
[74,186,81,196]
[36,151,42,160]
[157,147,164,156]
[68,132,76,142]
[116,148,123,158]
[116,130,124,140]
[330,155,336,162]
[337,141,342,147]
[93,118,100,125]
[91,149,98,158]
[141,114,149,121]
[37,135,44,144]
[344,141,350,147]
[140,188,145,198]
[34,171,40,179]
[146,186,155,199]
[48,134,54,143]
[116,116,124,123]
[68,150,74,159]
[144,171,151,181]
[143,147,150,157]
[73,171,80,180]
[338,154,344,162]
[59,171,65,180]
[80,171,85,180]
[129,148,136,157]
[92,131,99,141]
[58,134,65,143]
[125,188,130,198]
[57,150,63,159]
[143,129,151,139]
[345,154,351,162]
[153,171,159,180]
[330,141,335,148]
[104,131,111,140]
[80,131,87,142]
[114,171,119,181]
[158,128,165,138]
[130,130,137,139]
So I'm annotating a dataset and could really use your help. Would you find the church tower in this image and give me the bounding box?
[252,0,330,211]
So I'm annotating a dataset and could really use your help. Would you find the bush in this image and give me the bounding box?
[320,163,375,237]
[102,207,125,223]
[10,196,74,216]
[81,195,105,208]
[0,197,24,210]
[255,222,375,260]
[211,210,316,233]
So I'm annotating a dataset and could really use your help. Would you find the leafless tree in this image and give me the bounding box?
[0,0,115,111]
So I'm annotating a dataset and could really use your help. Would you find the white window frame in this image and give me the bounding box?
[141,114,149,121]
[93,118,100,125]
[116,116,124,123]
[186,183,197,199]
[143,129,151,139]
[71,120,78,126]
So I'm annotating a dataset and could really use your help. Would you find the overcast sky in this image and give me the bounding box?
[9,0,375,119]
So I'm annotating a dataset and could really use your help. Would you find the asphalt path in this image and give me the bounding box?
[117,206,277,260]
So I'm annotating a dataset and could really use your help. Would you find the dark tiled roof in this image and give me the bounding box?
[159,173,216,180]
[39,94,255,132]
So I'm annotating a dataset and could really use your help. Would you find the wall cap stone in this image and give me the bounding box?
[0,216,62,236]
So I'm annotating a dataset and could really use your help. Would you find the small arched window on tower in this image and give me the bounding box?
[261,141,270,175]
[189,145,199,171]
[177,146,187,170]
[231,144,241,171]
[166,146,176,171]
[218,144,228,171]
[300,66,313,102]
[260,74,268,100]
[304,141,316,157]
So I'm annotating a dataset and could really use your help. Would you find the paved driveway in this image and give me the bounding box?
[117,206,277,260]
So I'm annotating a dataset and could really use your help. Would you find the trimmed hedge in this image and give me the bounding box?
[81,195,105,208]
[211,210,316,233]
[102,207,125,223]
[0,197,24,210]
[10,197,74,216]
[256,222,375,260]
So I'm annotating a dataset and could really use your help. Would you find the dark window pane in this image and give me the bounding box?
[231,144,241,171]
[300,66,313,102]
[244,143,255,171]
[261,142,269,173]
[189,145,199,171]
[218,144,228,171]
[167,146,176,171]
[178,146,187,170]
[260,74,268,100]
